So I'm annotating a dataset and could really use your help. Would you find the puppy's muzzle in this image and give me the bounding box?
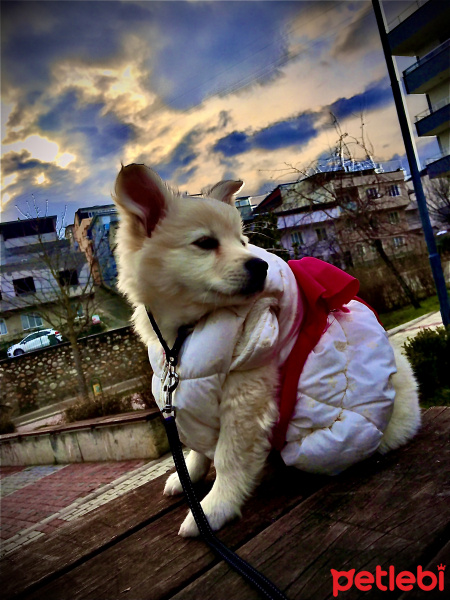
[241,258,268,295]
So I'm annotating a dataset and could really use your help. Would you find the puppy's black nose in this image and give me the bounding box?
[245,257,268,278]
[242,258,268,294]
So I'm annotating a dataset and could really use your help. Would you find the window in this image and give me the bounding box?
[291,231,303,245]
[0,319,7,335]
[235,198,251,208]
[73,303,84,320]
[388,184,400,197]
[344,251,354,268]
[366,188,379,199]
[315,227,328,241]
[394,236,405,248]
[340,195,357,210]
[369,217,379,231]
[59,269,79,287]
[388,211,400,225]
[13,277,36,296]
[23,332,39,342]
[21,313,43,330]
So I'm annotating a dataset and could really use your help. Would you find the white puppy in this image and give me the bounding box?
[113,163,421,537]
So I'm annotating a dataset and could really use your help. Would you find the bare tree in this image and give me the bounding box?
[0,201,98,401]
[423,176,450,228]
[276,116,422,308]
[246,212,290,261]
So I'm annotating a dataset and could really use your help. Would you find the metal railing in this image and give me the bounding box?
[403,38,450,76]
[425,151,449,165]
[415,97,450,121]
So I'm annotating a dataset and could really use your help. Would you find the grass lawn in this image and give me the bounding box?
[380,293,444,331]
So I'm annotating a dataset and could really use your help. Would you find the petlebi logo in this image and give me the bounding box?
[331,564,446,597]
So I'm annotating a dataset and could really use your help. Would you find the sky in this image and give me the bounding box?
[1,0,440,225]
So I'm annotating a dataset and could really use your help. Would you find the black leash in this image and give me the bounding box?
[146,308,288,600]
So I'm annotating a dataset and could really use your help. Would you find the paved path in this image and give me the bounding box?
[0,453,181,557]
[387,310,443,350]
[0,311,444,559]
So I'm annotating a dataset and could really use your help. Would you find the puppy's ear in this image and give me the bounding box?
[202,180,244,206]
[113,164,170,237]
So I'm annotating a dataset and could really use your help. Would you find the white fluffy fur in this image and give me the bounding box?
[113,164,420,537]
[379,347,421,454]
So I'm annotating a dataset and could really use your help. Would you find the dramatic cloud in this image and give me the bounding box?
[155,128,202,182]
[328,77,392,121]
[38,91,135,159]
[1,1,150,90]
[214,112,318,157]
[0,1,434,223]
[332,4,377,58]
[146,1,301,109]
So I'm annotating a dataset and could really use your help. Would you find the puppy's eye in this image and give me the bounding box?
[240,239,246,247]
[193,236,219,250]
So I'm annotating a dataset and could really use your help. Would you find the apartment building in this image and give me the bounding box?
[0,217,91,342]
[387,0,450,178]
[256,165,425,267]
[87,210,119,289]
[73,204,116,284]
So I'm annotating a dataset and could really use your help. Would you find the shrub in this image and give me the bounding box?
[135,361,158,409]
[64,384,158,423]
[403,327,450,406]
[64,393,135,423]
[350,253,435,313]
[0,415,16,435]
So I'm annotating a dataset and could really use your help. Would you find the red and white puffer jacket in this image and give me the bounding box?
[148,245,397,475]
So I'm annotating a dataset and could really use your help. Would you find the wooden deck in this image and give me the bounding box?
[1,406,449,600]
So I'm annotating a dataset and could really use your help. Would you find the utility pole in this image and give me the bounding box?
[372,0,450,327]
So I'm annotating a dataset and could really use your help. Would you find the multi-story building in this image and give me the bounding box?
[87,210,119,289]
[0,217,92,342]
[73,204,116,284]
[386,0,450,178]
[256,164,425,267]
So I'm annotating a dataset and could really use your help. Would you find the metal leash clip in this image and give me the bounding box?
[160,359,179,417]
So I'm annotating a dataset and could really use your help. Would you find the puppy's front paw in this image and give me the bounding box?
[164,472,183,496]
[178,511,200,537]
[178,497,240,537]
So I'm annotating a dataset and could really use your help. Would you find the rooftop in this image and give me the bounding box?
[0,217,57,241]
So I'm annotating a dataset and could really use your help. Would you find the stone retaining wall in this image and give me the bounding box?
[0,326,150,416]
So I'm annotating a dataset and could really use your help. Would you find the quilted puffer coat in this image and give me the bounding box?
[148,245,397,475]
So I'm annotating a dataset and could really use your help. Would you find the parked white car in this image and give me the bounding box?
[7,329,63,357]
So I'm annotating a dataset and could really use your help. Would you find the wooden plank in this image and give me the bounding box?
[19,460,327,600]
[296,405,450,545]
[168,407,450,599]
[171,514,430,600]
[398,540,450,599]
[3,407,448,600]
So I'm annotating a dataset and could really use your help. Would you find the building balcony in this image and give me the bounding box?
[403,39,450,94]
[426,153,450,178]
[415,98,450,136]
[388,0,450,56]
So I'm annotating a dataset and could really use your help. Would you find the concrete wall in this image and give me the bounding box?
[0,410,169,466]
[0,326,150,416]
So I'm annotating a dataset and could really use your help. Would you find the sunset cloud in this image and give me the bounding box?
[1,1,433,222]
